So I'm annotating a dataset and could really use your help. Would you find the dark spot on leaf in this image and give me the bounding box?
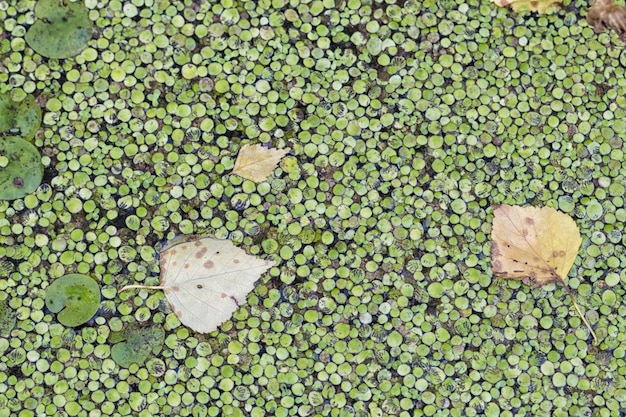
[204,260,214,269]
[552,250,566,258]
[220,292,227,298]
[233,259,240,264]
[196,284,203,289]
[13,177,23,187]
[524,217,534,225]
[195,247,208,258]
[184,263,190,269]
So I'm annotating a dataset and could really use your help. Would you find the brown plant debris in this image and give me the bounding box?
[587,0,626,39]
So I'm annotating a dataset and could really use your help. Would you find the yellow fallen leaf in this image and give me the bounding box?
[231,144,290,183]
[491,204,598,344]
[490,0,562,13]
[491,204,581,286]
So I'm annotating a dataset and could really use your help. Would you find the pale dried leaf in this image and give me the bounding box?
[490,0,562,13]
[490,204,581,287]
[121,237,274,333]
[231,144,290,183]
[161,237,274,333]
[587,0,626,39]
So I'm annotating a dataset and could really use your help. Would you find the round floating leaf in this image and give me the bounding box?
[0,136,43,200]
[45,274,101,327]
[0,93,42,141]
[0,296,16,336]
[110,323,165,367]
[25,0,93,59]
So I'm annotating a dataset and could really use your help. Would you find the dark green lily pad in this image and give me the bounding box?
[0,296,16,336]
[0,136,43,200]
[110,323,165,367]
[45,274,101,327]
[0,93,42,141]
[25,0,93,59]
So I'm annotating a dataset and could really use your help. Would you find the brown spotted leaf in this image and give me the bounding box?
[120,237,274,333]
[491,204,598,344]
[490,0,562,13]
[587,0,626,39]
[231,143,290,183]
[491,204,581,286]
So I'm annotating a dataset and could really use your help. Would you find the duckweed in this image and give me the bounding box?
[0,0,624,415]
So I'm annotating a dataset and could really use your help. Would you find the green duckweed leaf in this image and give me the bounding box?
[0,296,16,336]
[110,323,165,367]
[25,0,93,59]
[120,236,274,334]
[0,93,42,142]
[45,274,101,327]
[0,136,43,200]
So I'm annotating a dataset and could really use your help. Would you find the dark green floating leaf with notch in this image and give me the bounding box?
[25,0,93,59]
[0,93,42,142]
[0,136,43,200]
[110,323,165,367]
[45,274,101,327]
[0,296,16,336]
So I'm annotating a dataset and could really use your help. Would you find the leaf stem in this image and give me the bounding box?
[118,284,165,293]
[561,283,598,345]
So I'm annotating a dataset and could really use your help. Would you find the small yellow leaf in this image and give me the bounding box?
[490,0,562,14]
[231,144,290,183]
[491,204,581,287]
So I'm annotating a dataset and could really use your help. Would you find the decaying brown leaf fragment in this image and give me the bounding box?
[587,0,626,39]
[491,204,598,344]
[490,0,562,14]
[231,143,290,183]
